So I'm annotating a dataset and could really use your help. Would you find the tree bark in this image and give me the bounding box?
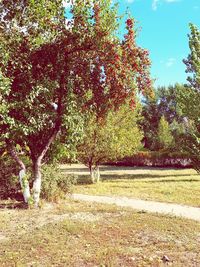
[7,144,30,203]
[90,165,100,183]
[31,127,60,206]
[32,159,42,207]
[19,169,31,203]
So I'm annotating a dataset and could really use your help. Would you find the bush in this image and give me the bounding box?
[41,164,77,202]
[179,132,200,173]
[0,156,77,202]
[0,156,21,200]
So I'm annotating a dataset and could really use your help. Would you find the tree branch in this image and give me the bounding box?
[6,140,26,170]
[36,75,66,164]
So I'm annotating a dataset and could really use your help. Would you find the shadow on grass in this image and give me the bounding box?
[76,175,93,185]
[61,168,89,173]
[61,166,195,173]
[61,166,199,185]
[108,179,200,185]
[100,166,195,172]
[75,173,200,183]
[101,174,200,180]
[0,201,28,209]
[74,172,200,185]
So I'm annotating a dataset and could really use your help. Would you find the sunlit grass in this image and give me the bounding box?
[73,166,200,207]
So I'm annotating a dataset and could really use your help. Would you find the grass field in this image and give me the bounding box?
[65,165,200,207]
[1,199,200,267]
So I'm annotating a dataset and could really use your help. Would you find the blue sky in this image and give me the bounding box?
[117,0,200,87]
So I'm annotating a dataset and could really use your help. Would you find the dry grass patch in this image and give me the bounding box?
[0,199,200,266]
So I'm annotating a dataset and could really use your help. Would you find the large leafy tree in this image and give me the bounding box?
[181,24,200,122]
[0,0,83,204]
[183,24,200,92]
[0,0,151,205]
[178,24,200,171]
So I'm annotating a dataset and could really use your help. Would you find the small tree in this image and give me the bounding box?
[141,84,184,151]
[78,103,143,182]
[158,116,174,150]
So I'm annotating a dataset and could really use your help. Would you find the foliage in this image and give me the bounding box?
[157,116,174,150]
[156,85,183,123]
[0,157,77,201]
[40,164,77,202]
[183,23,200,92]
[178,24,200,172]
[44,95,85,164]
[178,129,200,173]
[141,84,184,151]
[78,102,143,169]
[0,0,151,203]
[141,95,159,150]
[0,156,21,199]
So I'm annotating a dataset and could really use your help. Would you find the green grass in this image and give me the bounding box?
[73,167,200,207]
[1,199,200,266]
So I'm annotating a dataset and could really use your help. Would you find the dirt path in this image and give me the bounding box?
[72,194,200,222]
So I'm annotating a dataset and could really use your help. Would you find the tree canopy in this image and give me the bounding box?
[141,84,183,151]
[177,23,200,171]
[78,102,143,182]
[0,0,151,204]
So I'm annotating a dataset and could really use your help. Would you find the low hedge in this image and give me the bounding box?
[109,151,192,168]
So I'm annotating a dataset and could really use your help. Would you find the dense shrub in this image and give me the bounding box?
[0,156,21,200]
[41,164,77,202]
[179,132,200,173]
[110,151,192,168]
[0,156,77,201]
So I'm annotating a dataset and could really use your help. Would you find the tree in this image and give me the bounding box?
[141,84,184,151]
[156,84,183,124]
[157,116,174,150]
[183,24,200,92]
[177,24,200,171]
[141,95,160,150]
[180,24,200,123]
[0,0,151,205]
[78,102,143,182]
[0,0,85,205]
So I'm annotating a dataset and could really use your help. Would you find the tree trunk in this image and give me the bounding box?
[90,165,100,183]
[30,127,60,206]
[19,169,31,203]
[32,160,42,207]
[7,143,30,203]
